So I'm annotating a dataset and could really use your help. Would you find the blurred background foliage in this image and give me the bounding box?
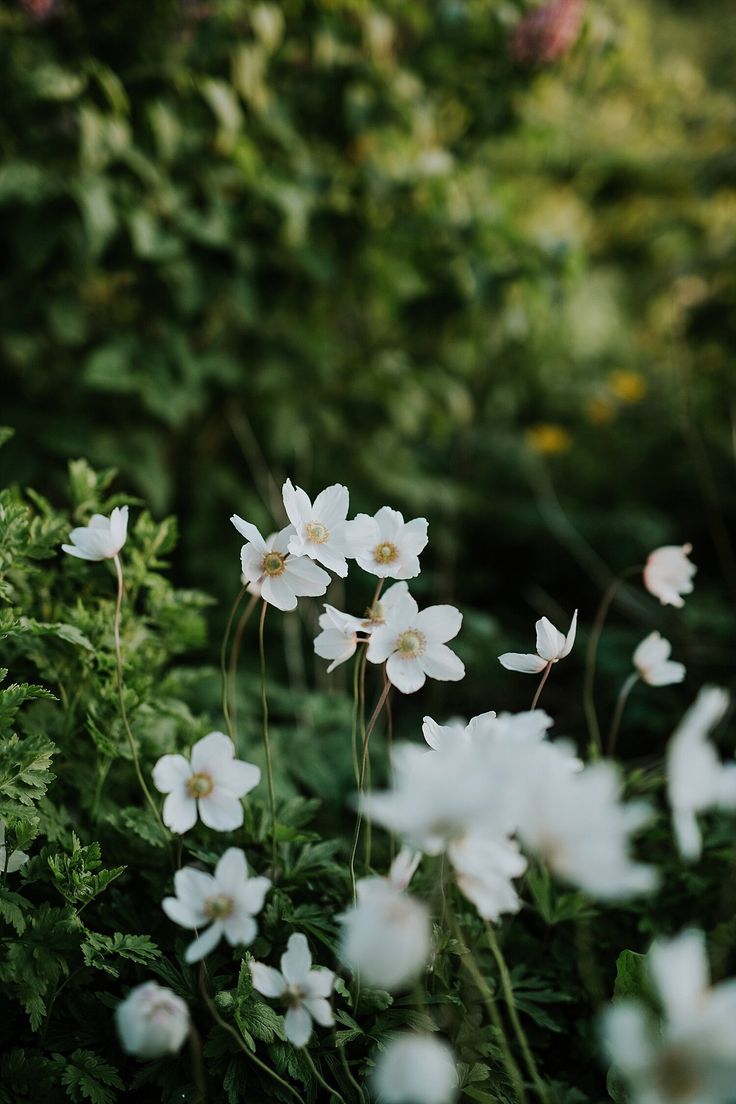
[1,0,735,746]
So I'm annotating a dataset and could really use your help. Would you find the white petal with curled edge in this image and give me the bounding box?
[184,921,223,963]
[284,1005,313,1047]
[152,754,192,794]
[250,962,287,998]
[535,617,566,661]
[420,644,465,682]
[401,516,429,555]
[109,506,129,552]
[310,540,349,578]
[414,605,462,643]
[498,652,548,674]
[560,610,578,658]
[283,555,331,595]
[282,479,312,529]
[162,789,199,834]
[313,483,349,528]
[386,653,426,694]
[261,574,297,611]
[230,515,266,548]
[281,932,312,985]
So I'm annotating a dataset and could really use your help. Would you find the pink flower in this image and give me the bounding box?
[510,0,585,65]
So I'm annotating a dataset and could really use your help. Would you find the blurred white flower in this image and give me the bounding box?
[633,632,685,687]
[517,758,657,899]
[347,506,428,580]
[231,518,330,612]
[372,1034,458,1104]
[62,506,128,561]
[0,821,29,874]
[366,589,464,694]
[422,711,497,752]
[250,932,335,1047]
[162,848,270,963]
[361,580,410,628]
[602,929,736,1104]
[116,981,189,1059]
[282,479,350,577]
[644,544,696,608]
[152,731,260,834]
[666,687,736,861]
[314,605,368,672]
[448,831,526,921]
[339,849,431,990]
[499,610,577,674]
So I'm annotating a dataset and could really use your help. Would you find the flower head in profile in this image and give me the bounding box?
[162,848,270,963]
[62,506,129,561]
[602,930,736,1104]
[0,821,29,874]
[347,506,428,580]
[666,687,736,861]
[339,849,431,991]
[366,588,464,694]
[372,1034,458,1104]
[644,544,696,608]
[231,518,330,612]
[282,479,350,577]
[499,609,577,674]
[314,605,368,672]
[152,731,260,834]
[250,932,335,1047]
[116,981,189,1059]
[633,632,685,687]
[422,711,497,752]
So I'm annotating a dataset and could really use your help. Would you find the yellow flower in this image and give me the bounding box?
[585,397,617,425]
[526,424,572,456]
[609,371,647,403]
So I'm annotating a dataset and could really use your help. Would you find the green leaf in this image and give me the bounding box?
[60,1050,123,1104]
[0,887,30,934]
[81,932,160,977]
[0,731,56,809]
[613,949,649,1002]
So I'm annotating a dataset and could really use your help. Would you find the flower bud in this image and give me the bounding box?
[116,981,189,1059]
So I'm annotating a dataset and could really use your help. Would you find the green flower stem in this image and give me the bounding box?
[302,1048,349,1104]
[112,554,168,847]
[349,676,391,902]
[606,671,639,757]
[350,648,367,789]
[258,600,277,875]
[187,1022,209,1103]
[336,1039,367,1104]
[530,662,552,711]
[228,591,259,746]
[220,582,247,747]
[485,922,548,1104]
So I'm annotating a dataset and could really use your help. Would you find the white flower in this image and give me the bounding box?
[250,932,335,1047]
[366,589,464,694]
[666,687,736,861]
[602,930,736,1104]
[339,850,431,991]
[517,758,657,899]
[116,981,189,1059]
[62,506,129,561]
[633,632,685,687]
[644,544,696,608]
[347,506,428,580]
[162,848,270,963]
[448,831,526,921]
[314,605,368,672]
[422,711,497,752]
[152,731,260,835]
[282,479,350,577]
[231,518,330,612]
[498,609,577,674]
[372,1034,458,1104]
[0,821,29,874]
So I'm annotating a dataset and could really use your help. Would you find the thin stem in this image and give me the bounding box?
[188,1023,209,1103]
[448,908,528,1104]
[485,923,547,1104]
[606,672,639,758]
[198,967,302,1102]
[228,592,258,748]
[220,583,248,746]
[349,678,392,902]
[350,651,365,789]
[259,601,277,874]
[302,1048,349,1104]
[337,1040,367,1104]
[112,555,168,846]
[530,663,552,711]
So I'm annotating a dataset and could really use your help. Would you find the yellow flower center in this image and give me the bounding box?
[204,893,234,920]
[262,551,286,576]
[364,601,384,627]
[374,541,399,564]
[305,521,329,544]
[654,1046,701,1102]
[397,629,425,658]
[187,772,214,798]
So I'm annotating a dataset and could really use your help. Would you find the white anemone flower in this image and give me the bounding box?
[152,731,260,834]
[347,506,428,580]
[231,518,330,612]
[116,981,190,1059]
[602,930,736,1104]
[282,479,350,577]
[366,589,464,694]
[339,849,431,990]
[314,605,368,672]
[666,687,736,861]
[372,1034,458,1104]
[633,632,685,687]
[644,544,696,608]
[250,932,335,1047]
[0,821,29,874]
[422,711,497,752]
[162,848,270,963]
[62,506,129,561]
[449,831,526,921]
[499,609,577,674]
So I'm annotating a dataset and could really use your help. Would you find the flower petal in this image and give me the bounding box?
[173,867,215,910]
[237,874,271,915]
[284,1005,313,1047]
[535,617,566,662]
[223,913,257,947]
[283,555,331,595]
[559,610,578,659]
[152,754,192,795]
[250,962,287,998]
[281,932,312,985]
[230,515,265,548]
[162,789,198,834]
[386,653,426,694]
[215,847,249,893]
[420,644,465,682]
[282,479,313,529]
[366,624,397,665]
[261,574,298,611]
[414,605,462,643]
[303,996,334,1027]
[184,922,222,964]
[312,483,349,528]
[162,894,207,930]
[218,759,261,798]
[498,652,548,674]
[199,792,244,832]
[191,731,234,773]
